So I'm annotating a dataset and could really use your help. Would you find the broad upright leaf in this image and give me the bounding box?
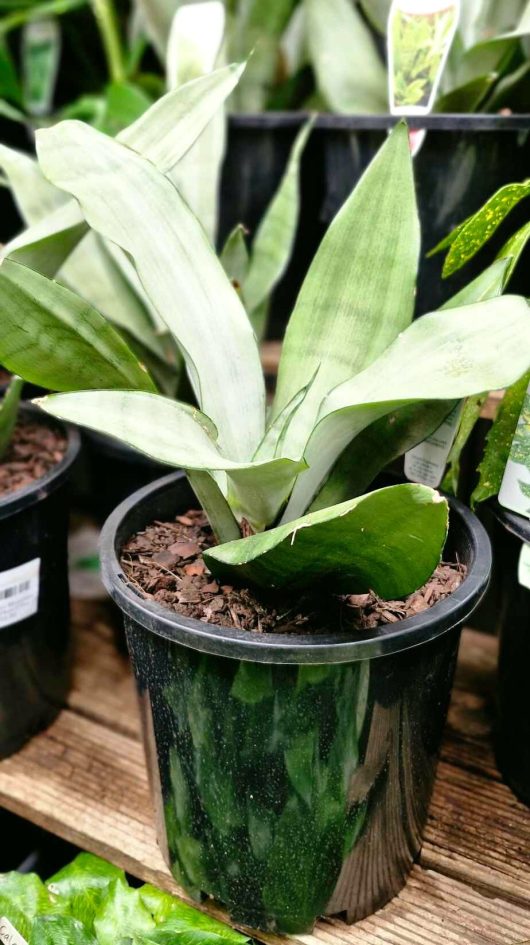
[205,483,448,599]
[273,121,419,456]
[309,258,513,509]
[0,374,23,459]
[0,259,157,392]
[166,1,226,242]
[36,121,265,460]
[430,180,530,277]
[283,295,530,519]
[228,0,298,111]
[220,223,249,290]
[243,118,313,328]
[305,0,387,113]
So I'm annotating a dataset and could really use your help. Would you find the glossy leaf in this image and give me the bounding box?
[46,853,125,929]
[283,295,530,519]
[220,223,249,291]
[0,259,157,393]
[36,120,265,461]
[94,880,155,945]
[430,181,530,277]
[243,118,313,329]
[472,370,530,505]
[305,0,387,113]
[205,483,449,599]
[0,872,59,939]
[273,121,419,457]
[436,72,497,111]
[29,915,96,945]
[139,885,248,943]
[0,374,23,459]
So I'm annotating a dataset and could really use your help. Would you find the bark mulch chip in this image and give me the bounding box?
[121,509,467,636]
[0,421,67,499]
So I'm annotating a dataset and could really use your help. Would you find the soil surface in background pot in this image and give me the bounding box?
[0,421,67,498]
[120,509,466,635]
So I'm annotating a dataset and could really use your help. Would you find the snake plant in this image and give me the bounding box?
[0,82,529,599]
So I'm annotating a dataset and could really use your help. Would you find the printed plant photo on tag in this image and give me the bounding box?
[388,0,460,114]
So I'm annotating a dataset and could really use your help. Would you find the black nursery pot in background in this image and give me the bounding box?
[221,113,530,338]
[0,407,80,759]
[101,472,491,933]
[492,503,530,806]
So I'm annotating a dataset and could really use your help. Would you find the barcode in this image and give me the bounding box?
[0,580,30,600]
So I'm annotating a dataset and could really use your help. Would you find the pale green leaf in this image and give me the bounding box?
[0,142,67,224]
[36,120,265,461]
[228,0,298,111]
[310,257,513,509]
[0,259,157,393]
[136,0,180,58]
[37,390,304,528]
[0,374,23,459]
[305,0,387,113]
[243,118,313,323]
[283,295,530,519]
[220,223,249,290]
[205,483,449,599]
[273,121,419,457]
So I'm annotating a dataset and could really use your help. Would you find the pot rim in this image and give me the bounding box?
[491,498,530,544]
[228,112,530,132]
[0,403,81,520]
[100,471,491,664]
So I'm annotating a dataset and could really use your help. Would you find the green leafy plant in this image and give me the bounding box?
[1,113,530,599]
[0,852,249,944]
[0,372,23,459]
[430,179,530,504]
[136,0,530,113]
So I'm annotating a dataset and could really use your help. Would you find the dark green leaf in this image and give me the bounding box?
[100,81,152,136]
[436,72,497,111]
[205,483,449,598]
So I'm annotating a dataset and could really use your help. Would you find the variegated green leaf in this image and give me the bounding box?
[205,483,448,599]
[472,370,530,506]
[36,120,265,461]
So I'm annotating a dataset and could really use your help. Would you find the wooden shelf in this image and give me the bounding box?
[1,602,529,945]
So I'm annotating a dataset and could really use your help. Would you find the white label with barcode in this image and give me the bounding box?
[0,558,40,629]
[0,917,28,945]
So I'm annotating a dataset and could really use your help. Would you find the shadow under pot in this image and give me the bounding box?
[101,472,491,934]
[0,405,80,760]
[491,502,530,806]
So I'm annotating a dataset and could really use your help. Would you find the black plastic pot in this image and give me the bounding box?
[221,113,530,338]
[79,430,169,522]
[491,502,530,806]
[101,472,491,933]
[0,406,80,759]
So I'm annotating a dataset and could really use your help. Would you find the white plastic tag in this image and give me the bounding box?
[499,380,530,519]
[0,918,28,945]
[518,543,530,591]
[405,402,461,488]
[0,558,40,629]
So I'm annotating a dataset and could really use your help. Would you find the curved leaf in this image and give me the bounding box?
[29,915,97,945]
[0,374,23,459]
[205,483,449,599]
[472,370,530,505]
[273,121,419,456]
[36,120,265,460]
[283,295,530,519]
[0,259,157,392]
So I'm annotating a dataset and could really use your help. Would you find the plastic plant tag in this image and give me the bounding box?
[0,918,28,945]
[0,558,40,629]
[405,402,462,488]
[499,380,530,518]
[388,0,460,115]
[518,542,530,590]
[22,16,61,117]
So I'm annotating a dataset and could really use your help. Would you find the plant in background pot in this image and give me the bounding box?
[432,185,530,804]
[0,851,249,944]
[0,374,80,760]
[4,105,530,929]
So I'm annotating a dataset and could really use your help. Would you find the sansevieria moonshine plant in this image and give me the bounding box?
[1,73,530,931]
